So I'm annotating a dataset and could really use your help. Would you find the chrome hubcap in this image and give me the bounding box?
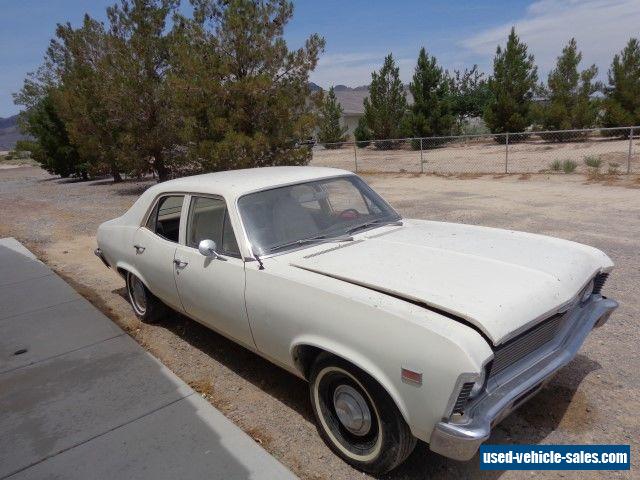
[130,276,147,313]
[333,384,372,436]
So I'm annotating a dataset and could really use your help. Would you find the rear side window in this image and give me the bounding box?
[187,196,240,257]
[146,195,184,243]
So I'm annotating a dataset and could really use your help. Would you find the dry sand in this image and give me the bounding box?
[311,136,640,175]
[1,166,638,479]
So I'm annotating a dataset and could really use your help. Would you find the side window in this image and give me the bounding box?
[187,196,240,257]
[148,195,184,243]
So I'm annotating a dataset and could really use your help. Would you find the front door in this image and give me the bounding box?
[132,194,185,311]
[174,195,254,349]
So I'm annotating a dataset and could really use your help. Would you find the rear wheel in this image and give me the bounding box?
[125,271,165,323]
[309,353,416,474]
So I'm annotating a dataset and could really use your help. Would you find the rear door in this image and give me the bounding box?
[173,195,254,349]
[132,194,185,311]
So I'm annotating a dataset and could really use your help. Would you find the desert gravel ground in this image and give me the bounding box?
[0,166,638,480]
[310,135,640,175]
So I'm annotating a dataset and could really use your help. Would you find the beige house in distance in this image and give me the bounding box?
[331,86,414,140]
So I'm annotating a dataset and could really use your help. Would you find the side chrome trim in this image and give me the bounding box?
[428,295,618,461]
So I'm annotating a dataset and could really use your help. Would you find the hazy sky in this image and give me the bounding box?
[1,0,639,117]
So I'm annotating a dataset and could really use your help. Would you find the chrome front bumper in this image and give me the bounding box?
[429,295,618,461]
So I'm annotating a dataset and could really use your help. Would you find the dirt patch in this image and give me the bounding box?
[1,166,638,479]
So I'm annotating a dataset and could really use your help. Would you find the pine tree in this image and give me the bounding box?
[49,16,127,181]
[317,87,348,147]
[484,27,538,141]
[540,38,598,139]
[169,0,325,172]
[13,85,84,178]
[354,116,371,147]
[602,38,640,132]
[450,65,491,130]
[405,47,455,141]
[362,54,407,148]
[105,0,179,181]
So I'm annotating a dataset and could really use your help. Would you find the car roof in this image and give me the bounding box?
[149,166,353,200]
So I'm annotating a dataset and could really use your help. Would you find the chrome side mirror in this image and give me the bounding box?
[198,239,219,258]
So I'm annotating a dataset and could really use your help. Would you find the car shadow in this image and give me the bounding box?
[112,286,314,423]
[113,285,601,479]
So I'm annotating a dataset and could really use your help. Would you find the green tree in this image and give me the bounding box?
[602,38,640,132]
[539,38,598,138]
[105,0,179,181]
[362,54,407,147]
[13,88,85,178]
[484,27,538,140]
[404,47,455,141]
[50,16,127,181]
[169,0,325,172]
[317,87,348,147]
[449,65,491,130]
[354,116,372,146]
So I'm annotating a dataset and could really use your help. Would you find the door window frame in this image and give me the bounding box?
[141,193,188,245]
[184,193,243,259]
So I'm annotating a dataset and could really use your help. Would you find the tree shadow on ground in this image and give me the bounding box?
[112,285,601,480]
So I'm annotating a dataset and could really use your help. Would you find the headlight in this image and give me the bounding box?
[469,368,486,398]
[580,279,594,303]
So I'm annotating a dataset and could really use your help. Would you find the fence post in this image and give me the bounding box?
[505,132,509,174]
[353,142,358,173]
[420,138,424,174]
[628,127,634,174]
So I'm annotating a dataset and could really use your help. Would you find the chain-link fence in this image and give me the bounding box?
[310,126,639,175]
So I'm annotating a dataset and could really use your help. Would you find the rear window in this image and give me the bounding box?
[146,195,184,243]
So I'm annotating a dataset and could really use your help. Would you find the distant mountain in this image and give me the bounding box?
[0,114,29,151]
[308,82,322,92]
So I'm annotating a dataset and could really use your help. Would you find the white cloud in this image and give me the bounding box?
[311,53,414,88]
[461,0,640,78]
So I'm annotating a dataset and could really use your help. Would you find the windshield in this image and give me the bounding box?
[238,175,400,255]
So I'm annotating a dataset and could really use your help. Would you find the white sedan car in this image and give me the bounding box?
[95,167,618,473]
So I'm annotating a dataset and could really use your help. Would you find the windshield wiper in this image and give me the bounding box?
[267,233,354,253]
[346,218,403,235]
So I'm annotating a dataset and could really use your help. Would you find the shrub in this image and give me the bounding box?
[374,139,394,150]
[550,160,562,171]
[562,159,577,173]
[494,132,530,144]
[584,155,602,169]
[608,162,621,175]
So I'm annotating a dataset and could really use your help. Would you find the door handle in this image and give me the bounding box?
[173,259,189,268]
[134,245,145,254]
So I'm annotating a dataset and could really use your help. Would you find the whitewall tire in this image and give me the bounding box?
[309,353,416,473]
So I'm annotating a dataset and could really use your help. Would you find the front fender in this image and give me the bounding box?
[290,335,411,424]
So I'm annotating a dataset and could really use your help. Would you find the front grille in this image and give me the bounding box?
[594,272,609,294]
[490,313,565,378]
[452,382,475,414]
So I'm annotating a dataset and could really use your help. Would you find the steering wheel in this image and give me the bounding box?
[338,208,361,221]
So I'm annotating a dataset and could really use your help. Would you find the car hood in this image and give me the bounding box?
[290,219,613,345]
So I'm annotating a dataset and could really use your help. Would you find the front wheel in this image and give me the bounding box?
[125,271,165,323]
[309,354,416,474]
